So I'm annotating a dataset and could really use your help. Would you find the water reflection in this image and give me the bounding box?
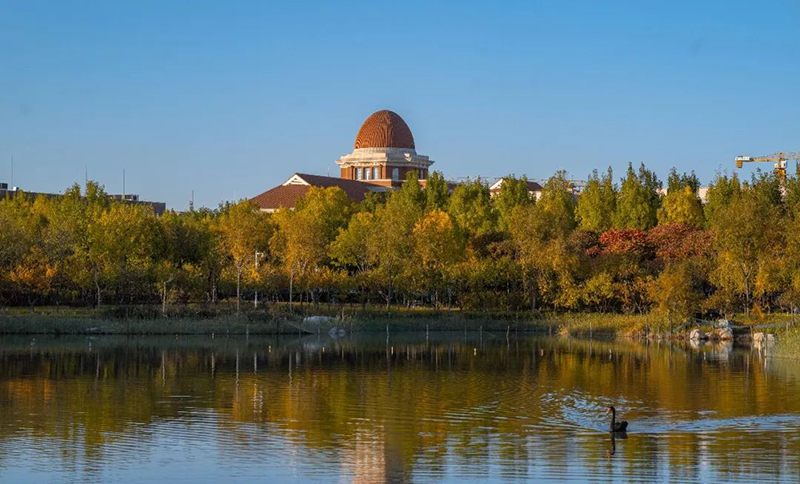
[0,333,798,483]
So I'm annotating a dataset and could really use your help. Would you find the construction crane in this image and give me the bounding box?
[735,152,800,181]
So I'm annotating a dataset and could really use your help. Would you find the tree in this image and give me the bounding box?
[216,201,271,313]
[447,179,496,238]
[509,172,577,311]
[425,171,450,212]
[412,210,464,308]
[493,176,533,232]
[709,187,783,316]
[704,173,741,225]
[367,183,422,312]
[614,163,660,230]
[650,261,700,331]
[576,168,616,232]
[331,211,374,307]
[271,187,351,309]
[658,185,704,227]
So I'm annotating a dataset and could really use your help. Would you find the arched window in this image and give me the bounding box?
[365,168,370,180]
[373,167,379,179]
[392,167,399,180]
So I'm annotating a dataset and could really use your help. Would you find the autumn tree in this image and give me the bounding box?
[216,200,271,313]
[650,261,700,331]
[412,210,464,308]
[271,187,351,309]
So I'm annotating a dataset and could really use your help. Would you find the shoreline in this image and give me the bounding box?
[0,307,791,343]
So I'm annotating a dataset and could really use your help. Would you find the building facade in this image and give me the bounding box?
[252,110,433,212]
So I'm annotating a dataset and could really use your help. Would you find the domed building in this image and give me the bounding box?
[252,110,435,212]
[336,110,433,187]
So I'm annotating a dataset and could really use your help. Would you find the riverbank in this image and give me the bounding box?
[0,305,795,343]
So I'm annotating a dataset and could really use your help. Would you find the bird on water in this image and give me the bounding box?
[606,406,628,432]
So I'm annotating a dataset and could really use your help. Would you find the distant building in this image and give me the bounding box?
[251,110,435,211]
[250,173,389,213]
[657,186,710,203]
[0,182,167,215]
[489,178,544,199]
[336,110,433,187]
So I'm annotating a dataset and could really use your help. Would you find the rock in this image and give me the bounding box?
[303,315,334,325]
[752,332,766,343]
[766,333,777,342]
[716,319,731,329]
[718,327,734,341]
[689,328,707,341]
[328,327,346,338]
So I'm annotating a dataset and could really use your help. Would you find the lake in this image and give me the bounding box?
[0,331,798,483]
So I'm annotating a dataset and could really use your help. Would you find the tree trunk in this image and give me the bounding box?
[94,270,102,308]
[236,269,241,314]
[289,270,294,312]
[162,281,168,316]
[386,271,393,314]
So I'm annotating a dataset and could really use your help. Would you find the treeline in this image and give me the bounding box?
[2,163,800,323]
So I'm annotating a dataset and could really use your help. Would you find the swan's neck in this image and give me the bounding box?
[610,410,616,428]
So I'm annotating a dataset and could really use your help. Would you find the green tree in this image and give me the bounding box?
[709,187,783,316]
[331,211,374,307]
[367,183,423,312]
[425,171,450,212]
[448,179,496,237]
[509,172,577,311]
[493,176,533,232]
[576,168,616,232]
[704,173,741,225]
[614,163,660,230]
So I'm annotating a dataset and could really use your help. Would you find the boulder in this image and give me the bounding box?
[752,332,766,343]
[689,328,707,341]
[303,315,334,325]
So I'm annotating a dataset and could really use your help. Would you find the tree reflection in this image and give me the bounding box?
[0,334,798,482]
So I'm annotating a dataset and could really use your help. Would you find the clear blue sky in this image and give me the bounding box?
[2,1,799,210]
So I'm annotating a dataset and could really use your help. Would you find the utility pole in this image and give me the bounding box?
[10,155,14,189]
[123,168,126,200]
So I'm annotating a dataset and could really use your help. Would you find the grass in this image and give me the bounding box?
[2,303,798,342]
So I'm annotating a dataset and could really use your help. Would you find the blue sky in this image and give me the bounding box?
[2,1,799,209]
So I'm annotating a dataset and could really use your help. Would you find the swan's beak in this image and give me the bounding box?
[605,408,611,414]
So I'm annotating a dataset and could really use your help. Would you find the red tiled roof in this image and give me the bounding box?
[250,184,311,211]
[250,173,380,211]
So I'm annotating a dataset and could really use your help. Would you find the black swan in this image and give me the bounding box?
[606,406,628,432]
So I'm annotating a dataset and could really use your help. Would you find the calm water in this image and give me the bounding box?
[0,331,798,483]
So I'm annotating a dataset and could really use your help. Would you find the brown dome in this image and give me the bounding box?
[354,110,415,149]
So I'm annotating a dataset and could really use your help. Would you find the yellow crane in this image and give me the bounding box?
[735,152,800,181]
